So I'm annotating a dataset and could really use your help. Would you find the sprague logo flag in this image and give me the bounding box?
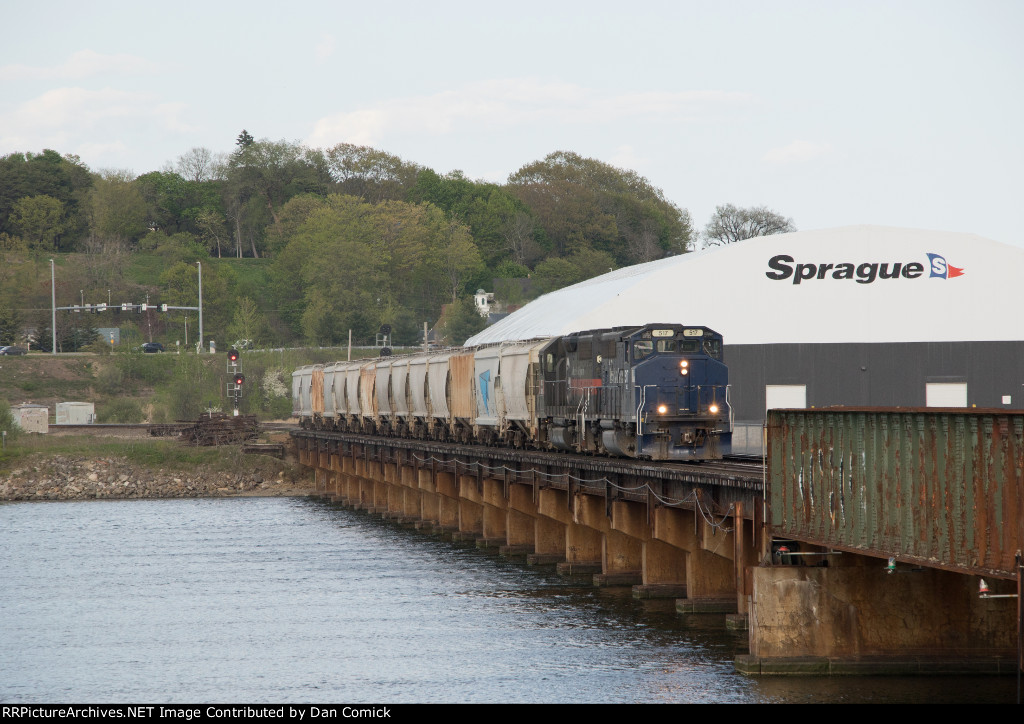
[926,253,965,279]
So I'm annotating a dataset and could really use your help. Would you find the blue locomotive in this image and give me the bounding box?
[294,322,731,461]
[538,323,731,460]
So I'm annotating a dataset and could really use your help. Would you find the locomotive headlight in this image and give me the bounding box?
[657,404,668,414]
[680,360,689,368]
[680,368,688,376]
[708,404,719,414]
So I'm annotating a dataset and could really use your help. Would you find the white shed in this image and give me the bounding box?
[56,402,96,425]
[12,404,49,434]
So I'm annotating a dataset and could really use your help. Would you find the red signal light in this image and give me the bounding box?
[228,348,240,362]
[233,373,245,386]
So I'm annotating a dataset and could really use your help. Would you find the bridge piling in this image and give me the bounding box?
[292,423,1021,677]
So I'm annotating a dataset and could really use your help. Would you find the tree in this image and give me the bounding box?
[437,218,484,303]
[87,170,148,250]
[407,169,535,268]
[501,210,540,266]
[227,296,266,345]
[531,247,617,295]
[30,309,81,353]
[224,139,321,256]
[507,151,694,265]
[702,204,796,247]
[175,147,222,183]
[323,143,422,203]
[195,208,230,258]
[0,150,92,249]
[438,297,487,346]
[10,195,64,250]
[0,398,20,443]
[159,261,234,343]
[135,170,225,239]
[0,303,23,345]
[268,193,476,344]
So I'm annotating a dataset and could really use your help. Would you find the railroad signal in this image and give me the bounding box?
[228,348,240,363]
[233,372,245,386]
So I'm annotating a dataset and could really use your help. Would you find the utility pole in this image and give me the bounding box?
[196,261,203,353]
[50,259,56,355]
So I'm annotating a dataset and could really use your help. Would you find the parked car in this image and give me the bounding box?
[0,346,27,355]
[141,342,164,353]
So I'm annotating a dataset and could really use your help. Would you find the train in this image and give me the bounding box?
[292,323,732,461]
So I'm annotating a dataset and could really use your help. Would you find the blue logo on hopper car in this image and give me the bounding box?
[478,369,491,414]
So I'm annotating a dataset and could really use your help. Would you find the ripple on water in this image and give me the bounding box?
[0,497,1016,704]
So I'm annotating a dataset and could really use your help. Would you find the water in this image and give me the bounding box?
[0,497,1016,703]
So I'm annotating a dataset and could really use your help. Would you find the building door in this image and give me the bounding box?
[925,382,967,407]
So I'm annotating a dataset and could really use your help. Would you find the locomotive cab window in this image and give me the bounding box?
[634,340,653,360]
[702,339,722,360]
[656,340,676,353]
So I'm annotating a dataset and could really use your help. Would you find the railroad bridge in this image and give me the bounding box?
[291,407,1023,676]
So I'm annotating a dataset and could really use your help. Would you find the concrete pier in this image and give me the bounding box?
[294,432,1022,677]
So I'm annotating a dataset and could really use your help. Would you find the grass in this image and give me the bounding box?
[0,434,290,476]
[125,254,169,287]
[210,257,270,300]
[0,357,95,401]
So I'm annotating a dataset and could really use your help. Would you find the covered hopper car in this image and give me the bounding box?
[293,323,731,460]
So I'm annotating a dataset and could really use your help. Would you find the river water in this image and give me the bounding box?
[0,496,1016,704]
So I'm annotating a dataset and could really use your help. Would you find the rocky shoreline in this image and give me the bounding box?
[0,454,315,502]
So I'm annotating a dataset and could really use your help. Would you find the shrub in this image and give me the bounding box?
[99,398,145,423]
[0,399,20,443]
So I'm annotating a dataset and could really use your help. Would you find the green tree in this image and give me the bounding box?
[0,303,23,345]
[438,297,487,346]
[10,195,64,250]
[0,150,92,249]
[324,143,422,203]
[195,208,230,258]
[268,193,472,344]
[137,230,207,264]
[407,169,535,268]
[30,310,79,353]
[437,218,484,302]
[532,247,618,295]
[159,261,234,344]
[507,151,693,264]
[227,296,266,345]
[165,354,219,419]
[87,170,148,249]
[0,398,20,444]
[224,139,321,257]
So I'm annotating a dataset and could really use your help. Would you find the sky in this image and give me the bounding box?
[2,0,1022,247]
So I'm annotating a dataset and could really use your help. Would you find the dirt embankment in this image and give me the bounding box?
[0,455,315,502]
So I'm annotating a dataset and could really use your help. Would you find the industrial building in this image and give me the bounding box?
[467,226,1024,432]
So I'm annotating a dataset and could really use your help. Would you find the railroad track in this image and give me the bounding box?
[291,428,765,494]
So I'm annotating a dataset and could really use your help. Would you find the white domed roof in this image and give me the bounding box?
[467,226,1024,346]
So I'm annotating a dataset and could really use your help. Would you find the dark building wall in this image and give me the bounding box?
[724,341,1024,423]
